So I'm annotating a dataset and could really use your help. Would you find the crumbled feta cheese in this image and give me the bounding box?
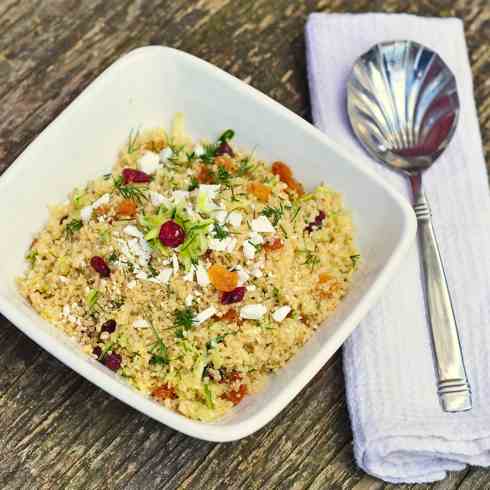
[135,270,148,280]
[235,265,250,286]
[251,267,263,278]
[139,151,160,174]
[196,263,209,287]
[195,306,217,325]
[248,231,264,245]
[272,305,291,322]
[80,205,93,223]
[247,284,257,291]
[150,191,171,207]
[152,268,173,285]
[213,209,228,225]
[93,193,111,209]
[185,294,194,306]
[127,280,137,289]
[100,331,110,340]
[171,254,179,274]
[227,211,242,228]
[209,237,237,253]
[194,144,205,156]
[172,190,189,203]
[199,184,220,200]
[243,240,256,260]
[124,224,144,239]
[240,304,267,320]
[133,319,150,329]
[127,238,151,267]
[251,216,275,233]
[159,147,173,164]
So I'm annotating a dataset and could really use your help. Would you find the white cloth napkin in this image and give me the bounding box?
[305,13,490,483]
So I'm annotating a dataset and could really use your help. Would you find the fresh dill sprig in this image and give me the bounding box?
[86,288,100,313]
[188,177,199,191]
[350,254,360,269]
[215,165,231,184]
[174,307,196,330]
[298,249,321,271]
[261,203,284,226]
[65,219,83,238]
[200,144,218,165]
[107,251,119,263]
[213,223,229,241]
[113,176,148,204]
[291,204,301,222]
[149,321,169,366]
[236,158,254,177]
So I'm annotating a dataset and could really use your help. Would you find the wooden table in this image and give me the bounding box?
[0,1,488,488]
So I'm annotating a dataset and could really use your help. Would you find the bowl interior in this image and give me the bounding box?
[0,47,415,440]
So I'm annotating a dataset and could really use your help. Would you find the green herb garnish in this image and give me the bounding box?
[107,251,119,263]
[236,158,254,177]
[65,219,83,238]
[113,176,148,204]
[216,165,231,184]
[350,254,360,268]
[149,321,169,366]
[203,383,214,409]
[261,203,284,226]
[213,223,229,241]
[188,177,199,191]
[174,307,196,330]
[206,335,226,350]
[299,249,321,271]
[200,144,218,165]
[218,129,235,143]
[127,128,140,154]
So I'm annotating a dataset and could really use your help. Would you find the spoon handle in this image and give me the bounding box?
[411,175,471,412]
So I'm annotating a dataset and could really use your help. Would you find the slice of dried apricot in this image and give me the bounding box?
[222,384,247,405]
[318,272,331,284]
[247,181,272,202]
[208,264,238,292]
[214,155,237,172]
[272,161,304,196]
[263,238,284,252]
[196,165,214,184]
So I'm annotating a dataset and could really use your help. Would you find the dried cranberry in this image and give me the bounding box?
[159,220,186,248]
[105,352,122,371]
[221,286,246,305]
[92,346,102,358]
[215,141,234,157]
[122,168,151,184]
[90,256,111,277]
[305,210,326,233]
[101,319,117,333]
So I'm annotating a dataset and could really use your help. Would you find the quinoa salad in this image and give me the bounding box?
[18,114,360,421]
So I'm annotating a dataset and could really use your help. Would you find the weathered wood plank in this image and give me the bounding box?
[0,0,488,489]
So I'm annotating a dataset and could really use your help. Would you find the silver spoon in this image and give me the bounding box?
[347,40,471,412]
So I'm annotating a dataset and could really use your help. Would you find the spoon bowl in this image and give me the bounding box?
[347,40,459,174]
[347,40,471,413]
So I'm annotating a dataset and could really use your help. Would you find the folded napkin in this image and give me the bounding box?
[306,13,490,483]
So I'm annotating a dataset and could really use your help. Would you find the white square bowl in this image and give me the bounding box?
[0,46,416,442]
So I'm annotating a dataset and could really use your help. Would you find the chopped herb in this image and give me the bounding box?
[236,158,254,177]
[99,229,111,243]
[86,288,100,313]
[216,165,231,184]
[261,203,284,226]
[127,128,140,154]
[248,240,262,252]
[279,224,288,238]
[103,173,112,180]
[200,144,218,165]
[149,321,169,366]
[272,286,280,302]
[350,254,360,268]
[65,219,83,238]
[213,223,229,240]
[188,177,199,191]
[291,205,301,222]
[203,383,214,409]
[218,129,235,143]
[113,176,148,204]
[299,249,321,271]
[174,307,196,330]
[107,251,119,263]
[206,335,226,350]
[186,151,197,163]
[147,262,158,278]
[26,250,38,267]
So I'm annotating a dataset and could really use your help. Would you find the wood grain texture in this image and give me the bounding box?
[0,0,488,488]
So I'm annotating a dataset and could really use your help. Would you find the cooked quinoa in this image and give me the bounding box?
[18,114,359,421]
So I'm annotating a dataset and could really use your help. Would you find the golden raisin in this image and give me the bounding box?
[117,199,137,217]
[247,181,272,202]
[208,264,238,292]
[152,384,177,400]
[263,238,284,252]
[197,165,214,184]
[318,272,331,284]
[214,155,237,172]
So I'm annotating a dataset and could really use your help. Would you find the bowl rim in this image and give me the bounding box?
[0,46,417,442]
